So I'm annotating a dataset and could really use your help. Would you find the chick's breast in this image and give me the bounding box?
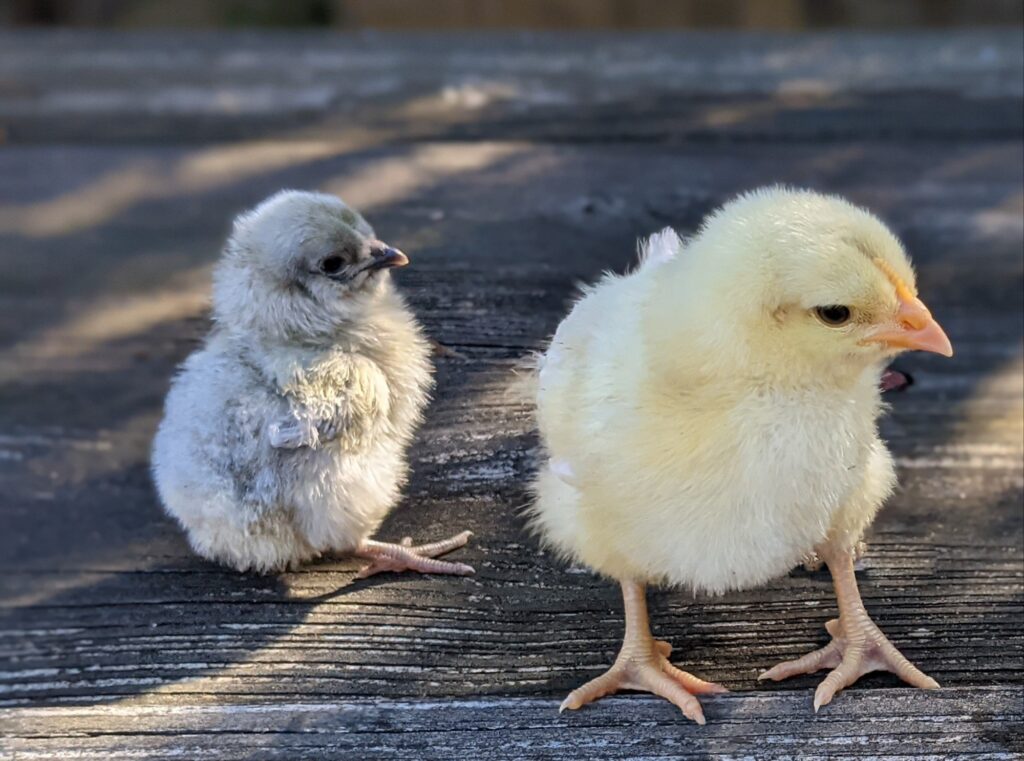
[532,269,885,595]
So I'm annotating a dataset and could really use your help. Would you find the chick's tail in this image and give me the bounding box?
[507,351,543,412]
[634,227,683,271]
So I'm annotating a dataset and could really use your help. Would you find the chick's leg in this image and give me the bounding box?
[353,531,474,578]
[760,544,939,711]
[560,581,726,724]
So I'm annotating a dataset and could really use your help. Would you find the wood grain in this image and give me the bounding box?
[0,29,1021,760]
[2,688,1022,760]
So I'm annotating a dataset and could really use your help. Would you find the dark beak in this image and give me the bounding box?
[368,245,409,271]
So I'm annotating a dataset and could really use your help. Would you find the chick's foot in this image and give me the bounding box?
[759,616,938,711]
[760,545,938,711]
[560,581,726,724]
[354,531,474,578]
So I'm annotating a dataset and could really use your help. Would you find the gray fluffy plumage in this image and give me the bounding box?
[151,190,433,572]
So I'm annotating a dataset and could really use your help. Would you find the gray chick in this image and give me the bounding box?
[152,190,472,577]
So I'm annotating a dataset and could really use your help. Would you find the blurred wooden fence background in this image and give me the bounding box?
[5,0,1023,28]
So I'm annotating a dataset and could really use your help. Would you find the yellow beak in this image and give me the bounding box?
[865,295,953,357]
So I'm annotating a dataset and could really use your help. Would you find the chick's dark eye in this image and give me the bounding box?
[815,305,852,326]
[320,256,344,275]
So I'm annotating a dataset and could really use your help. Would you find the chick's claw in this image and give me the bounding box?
[560,643,725,725]
[354,531,474,578]
[763,546,940,711]
[403,531,475,557]
[560,582,725,724]
[759,616,939,711]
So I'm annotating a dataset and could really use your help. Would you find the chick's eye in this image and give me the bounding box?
[814,305,852,326]
[320,256,344,275]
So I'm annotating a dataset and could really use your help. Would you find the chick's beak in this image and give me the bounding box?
[368,244,409,271]
[866,295,953,357]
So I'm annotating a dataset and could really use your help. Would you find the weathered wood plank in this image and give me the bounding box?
[0,138,1020,718]
[2,688,1021,760]
[0,29,1020,758]
[0,30,1021,143]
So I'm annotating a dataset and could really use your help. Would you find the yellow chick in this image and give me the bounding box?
[529,187,952,723]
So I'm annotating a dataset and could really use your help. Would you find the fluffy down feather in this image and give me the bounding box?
[152,191,432,572]
[529,187,918,595]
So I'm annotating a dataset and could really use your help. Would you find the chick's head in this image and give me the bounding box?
[657,187,952,386]
[212,190,409,341]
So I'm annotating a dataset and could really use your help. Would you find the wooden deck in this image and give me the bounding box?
[0,30,1021,760]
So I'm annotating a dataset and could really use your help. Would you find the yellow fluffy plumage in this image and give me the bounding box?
[530,186,951,721]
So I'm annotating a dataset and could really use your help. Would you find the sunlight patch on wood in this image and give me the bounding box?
[0,141,350,238]
[0,266,212,381]
[321,143,523,212]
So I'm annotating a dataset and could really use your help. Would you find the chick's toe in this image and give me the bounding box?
[760,615,939,711]
[354,531,474,578]
[759,546,939,711]
[560,581,725,724]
